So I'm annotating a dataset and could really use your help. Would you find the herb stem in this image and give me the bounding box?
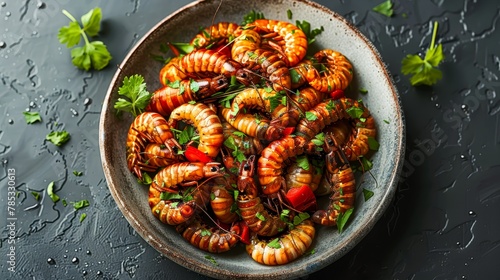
[62,9,78,23]
[430,21,438,50]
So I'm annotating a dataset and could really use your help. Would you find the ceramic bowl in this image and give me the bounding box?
[99,0,405,279]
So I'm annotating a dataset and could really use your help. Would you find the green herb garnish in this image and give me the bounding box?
[114,74,152,117]
[23,112,42,124]
[47,181,60,203]
[401,21,444,86]
[57,7,112,70]
[372,0,394,17]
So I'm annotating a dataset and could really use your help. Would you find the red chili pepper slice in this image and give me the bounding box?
[238,221,251,245]
[330,89,345,100]
[283,127,295,137]
[184,146,212,163]
[212,44,231,57]
[285,185,317,212]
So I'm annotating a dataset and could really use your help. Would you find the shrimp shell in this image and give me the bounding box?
[150,162,222,191]
[247,19,308,67]
[126,112,179,178]
[142,143,184,169]
[169,103,224,158]
[176,217,242,253]
[237,195,286,236]
[312,154,356,226]
[148,76,229,117]
[257,136,305,195]
[229,87,290,128]
[246,219,315,265]
[149,186,197,225]
[190,22,240,49]
[220,107,283,141]
[210,185,239,224]
[309,49,353,93]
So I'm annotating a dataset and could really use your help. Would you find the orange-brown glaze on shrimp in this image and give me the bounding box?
[126,112,180,179]
[176,217,243,253]
[229,87,290,128]
[309,49,353,93]
[190,22,240,49]
[147,76,229,117]
[312,140,356,226]
[220,107,283,141]
[257,136,305,195]
[294,98,374,158]
[246,219,315,265]
[150,161,222,191]
[246,19,308,67]
[168,102,224,158]
[178,49,257,86]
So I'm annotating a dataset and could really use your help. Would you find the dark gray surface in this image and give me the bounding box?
[1,0,499,279]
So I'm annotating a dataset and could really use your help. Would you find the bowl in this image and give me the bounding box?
[99,0,405,279]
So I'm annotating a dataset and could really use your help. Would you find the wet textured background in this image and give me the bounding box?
[1,0,499,279]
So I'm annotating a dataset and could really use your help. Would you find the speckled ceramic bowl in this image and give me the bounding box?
[99,0,405,279]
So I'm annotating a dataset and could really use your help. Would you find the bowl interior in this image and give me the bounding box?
[99,0,405,279]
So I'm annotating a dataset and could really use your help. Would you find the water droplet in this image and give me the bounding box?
[29,101,36,108]
[465,262,468,266]
[97,270,103,276]
[456,241,461,246]
[468,210,476,216]
[5,11,10,17]
[86,250,91,255]
[72,257,79,264]
[47,258,56,265]
[32,31,38,36]
[461,104,469,113]
[84,98,92,106]
[0,41,6,48]
[460,154,466,160]
[435,103,441,109]
[2,159,8,165]
[82,270,88,276]
[70,108,78,116]
[134,33,139,38]
[37,2,45,9]
[0,2,6,7]
[63,255,67,258]
[8,119,13,124]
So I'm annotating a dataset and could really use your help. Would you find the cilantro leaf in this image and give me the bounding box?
[295,20,324,44]
[71,199,90,210]
[401,21,444,86]
[373,0,394,17]
[58,21,82,48]
[114,74,152,117]
[205,255,218,266]
[80,7,102,37]
[337,208,354,233]
[46,131,71,146]
[47,181,60,203]
[23,111,42,124]
[242,10,265,25]
[79,213,87,223]
[58,8,112,71]
[267,238,281,249]
[363,188,374,201]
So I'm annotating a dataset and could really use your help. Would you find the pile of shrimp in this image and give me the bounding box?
[125,18,377,266]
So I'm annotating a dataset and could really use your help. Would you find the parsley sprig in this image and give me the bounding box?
[57,7,112,71]
[114,74,152,117]
[401,21,445,86]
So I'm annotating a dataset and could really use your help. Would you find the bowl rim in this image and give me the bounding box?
[99,0,406,278]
